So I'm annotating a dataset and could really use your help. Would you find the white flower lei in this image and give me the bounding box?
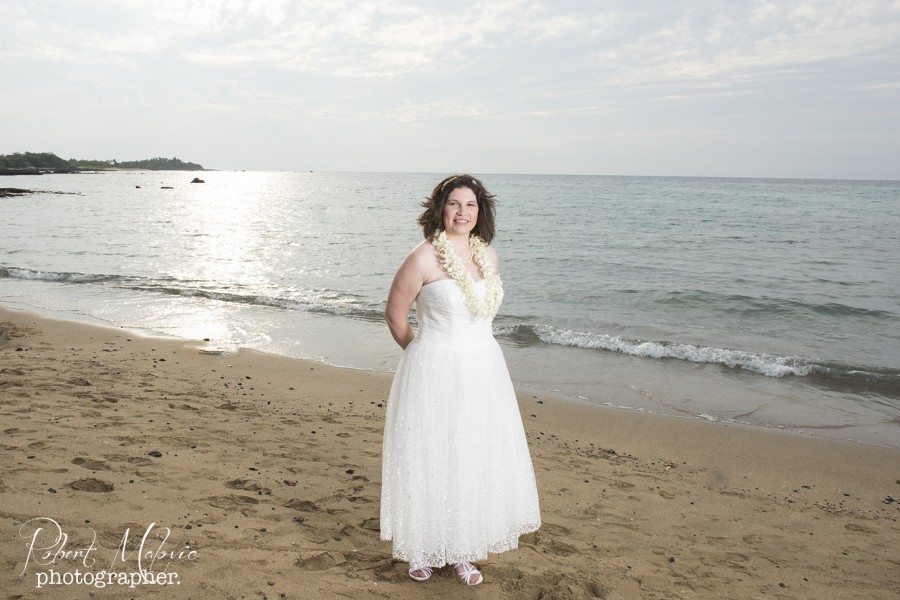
[432,230,504,319]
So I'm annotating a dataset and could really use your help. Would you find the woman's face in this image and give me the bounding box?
[442,186,478,237]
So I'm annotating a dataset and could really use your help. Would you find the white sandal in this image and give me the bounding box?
[452,562,483,585]
[408,565,433,581]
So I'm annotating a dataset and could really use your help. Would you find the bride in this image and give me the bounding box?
[381,174,541,585]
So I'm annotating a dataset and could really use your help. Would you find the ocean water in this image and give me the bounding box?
[2,171,899,447]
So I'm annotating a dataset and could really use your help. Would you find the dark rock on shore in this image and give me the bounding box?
[191,177,205,183]
[1,188,81,197]
[0,188,33,197]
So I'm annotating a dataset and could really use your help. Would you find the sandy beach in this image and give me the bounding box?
[1,305,898,599]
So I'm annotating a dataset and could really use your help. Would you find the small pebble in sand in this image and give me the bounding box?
[148,450,163,457]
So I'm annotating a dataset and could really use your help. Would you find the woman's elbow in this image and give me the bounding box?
[384,307,406,329]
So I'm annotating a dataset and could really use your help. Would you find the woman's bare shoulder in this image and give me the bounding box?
[407,239,439,263]
[401,239,444,282]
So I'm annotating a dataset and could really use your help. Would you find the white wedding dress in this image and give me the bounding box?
[380,278,541,569]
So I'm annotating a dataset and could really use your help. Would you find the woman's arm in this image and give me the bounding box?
[385,245,428,350]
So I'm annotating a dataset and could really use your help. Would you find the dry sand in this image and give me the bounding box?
[1,306,898,599]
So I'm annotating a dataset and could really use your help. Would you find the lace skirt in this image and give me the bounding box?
[380,334,541,568]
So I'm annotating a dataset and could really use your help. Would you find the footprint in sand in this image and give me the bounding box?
[5,427,38,436]
[69,478,114,492]
[845,522,878,534]
[371,560,411,583]
[207,495,260,516]
[541,522,574,536]
[106,453,154,467]
[547,538,579,557]
[224,479,272,495]
[608,479,636,490]
[296,551,345,571]
[500,570,609,600]
[71,457,108,471]
[284,499,319,512]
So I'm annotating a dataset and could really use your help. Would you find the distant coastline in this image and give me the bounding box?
[0,152,204,175]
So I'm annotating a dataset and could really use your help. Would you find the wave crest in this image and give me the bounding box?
[494,323,900,389]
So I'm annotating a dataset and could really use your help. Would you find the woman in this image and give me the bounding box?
[380,174,541,585]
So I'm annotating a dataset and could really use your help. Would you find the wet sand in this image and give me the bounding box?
[1,306,898,599]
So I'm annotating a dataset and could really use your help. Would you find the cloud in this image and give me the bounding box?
[3,0,899,177]
[8,1,898,88]
[182,1,512,78]
[592,1,900,89]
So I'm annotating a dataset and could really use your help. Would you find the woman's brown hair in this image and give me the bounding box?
[417,174,496,243]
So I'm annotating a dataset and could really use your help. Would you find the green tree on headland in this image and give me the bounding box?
[0,152,204,173]
[0,152,73,171]
[113,156,204,170]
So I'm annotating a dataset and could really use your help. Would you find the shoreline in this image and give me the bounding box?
[2,305,899,598]
[0,301,900,450]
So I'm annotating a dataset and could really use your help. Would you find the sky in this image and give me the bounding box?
[3,0,900,179]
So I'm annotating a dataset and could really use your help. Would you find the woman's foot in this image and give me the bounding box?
[452,562,483,585]
[408,566,433,581]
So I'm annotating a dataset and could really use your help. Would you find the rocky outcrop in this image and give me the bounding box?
[0,188,33,197]
[0,188,79,197]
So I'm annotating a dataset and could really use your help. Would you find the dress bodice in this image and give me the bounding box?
[415,278,496,347]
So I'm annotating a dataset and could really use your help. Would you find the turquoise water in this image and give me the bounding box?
[2,171,898,446]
